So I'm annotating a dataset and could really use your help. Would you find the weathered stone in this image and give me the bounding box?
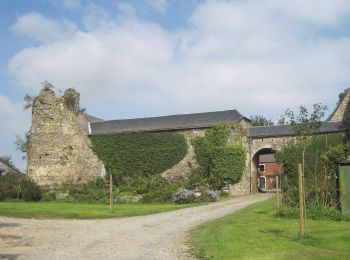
[27,88,105,187]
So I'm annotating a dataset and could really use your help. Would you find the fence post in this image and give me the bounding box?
[109,174,113,213]
[298,163,305,236]
[276,175,280,215]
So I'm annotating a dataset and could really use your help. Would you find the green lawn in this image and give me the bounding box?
[0,201,198,219]
[191,199,350,259]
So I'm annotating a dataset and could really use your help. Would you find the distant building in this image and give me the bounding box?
[257,154,283,192]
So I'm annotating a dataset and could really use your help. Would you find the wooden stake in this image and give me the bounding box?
[298,163,305,236]
[276,175,280,215]
[109,174,113,213]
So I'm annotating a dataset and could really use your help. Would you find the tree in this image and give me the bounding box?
[0,156,16,168]
[15,131,30,160]
[276,115,286,125]
[285,103,327,138]
[249,115,274,126]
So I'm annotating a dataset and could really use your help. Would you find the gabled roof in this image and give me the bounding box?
[249,121,347,138]
[89,109,248,135]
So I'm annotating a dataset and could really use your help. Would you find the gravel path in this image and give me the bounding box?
[0,193,269,260]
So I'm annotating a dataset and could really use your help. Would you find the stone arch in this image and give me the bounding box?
[251,147,280,192]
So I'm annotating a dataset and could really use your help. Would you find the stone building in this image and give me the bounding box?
[27,87,350,194]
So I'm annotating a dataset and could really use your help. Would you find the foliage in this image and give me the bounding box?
[63,88,85,115]
[190,199,350,260]
[276,115,286,125]
[173,188,195,204]
[285,103,327,138]
[23,94,35,110]
[90,131,187,177]
[277,134,349,209]
[191,123,246,189]
[0,172,42,201]
[20,178,42,201]
[338,87,350,104]
[15,131,30,159]
[0,156,16,168]
[249,115,274,126]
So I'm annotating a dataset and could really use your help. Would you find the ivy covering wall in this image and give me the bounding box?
[89,132,188,176]
[191,123,246,189]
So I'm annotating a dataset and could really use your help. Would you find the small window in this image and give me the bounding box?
[258,163,265,173]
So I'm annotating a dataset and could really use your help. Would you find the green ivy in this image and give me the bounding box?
[89,131,188,177]
[191,123,246,189]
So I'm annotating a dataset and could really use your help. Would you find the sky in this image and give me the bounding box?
[1,0,350,171]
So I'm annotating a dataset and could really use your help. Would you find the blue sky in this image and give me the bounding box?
[1,0,350,170]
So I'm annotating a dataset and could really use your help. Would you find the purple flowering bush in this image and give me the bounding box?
[173,188,195,204]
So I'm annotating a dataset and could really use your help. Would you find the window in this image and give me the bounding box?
[258,163,265,173]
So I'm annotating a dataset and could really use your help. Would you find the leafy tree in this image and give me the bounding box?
[249,115,274,126]
[285,103,327,138]
[15,131,30,160]
[276,115,286,125]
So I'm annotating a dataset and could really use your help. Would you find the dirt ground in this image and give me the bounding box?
[0,193,269,260]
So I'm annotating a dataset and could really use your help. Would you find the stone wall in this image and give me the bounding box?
[27,88,105,187]
[161,129,205,183]
[329,90,350,122]
[161,122,252,195]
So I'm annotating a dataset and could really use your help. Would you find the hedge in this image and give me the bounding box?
[89,131,188,176]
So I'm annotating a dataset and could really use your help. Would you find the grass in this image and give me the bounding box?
[190,199,350,259]
[0,200,199,219]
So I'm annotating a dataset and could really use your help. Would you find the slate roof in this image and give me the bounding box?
[79,113,104,134]
[89,110,248,135]
[249,121,348,138]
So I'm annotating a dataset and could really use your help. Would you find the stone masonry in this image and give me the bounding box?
[27,88,105,187]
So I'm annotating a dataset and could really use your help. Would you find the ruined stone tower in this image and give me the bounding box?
[27,87,105,187]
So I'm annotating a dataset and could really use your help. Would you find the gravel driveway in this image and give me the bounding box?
[0,193,269,260]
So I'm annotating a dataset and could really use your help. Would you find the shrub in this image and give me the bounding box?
[0,172,23,200]
[0,172,41,201]
[20,178,42,201]
[201,190,218,202]
[173,188,195,204]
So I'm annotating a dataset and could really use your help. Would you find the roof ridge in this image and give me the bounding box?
[96,109,243,123]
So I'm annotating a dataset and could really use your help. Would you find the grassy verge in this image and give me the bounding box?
[0,201,199,219]
[190,199,350,259]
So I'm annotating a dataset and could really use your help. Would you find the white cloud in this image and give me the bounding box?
[7,1,350,122]
[11,12,77,44]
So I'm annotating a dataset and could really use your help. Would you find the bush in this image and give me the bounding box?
[173,188,195,204]
[0,172,23,200]
[199,190,218,202]
[0,172,42,201]
[20,178,42,201]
